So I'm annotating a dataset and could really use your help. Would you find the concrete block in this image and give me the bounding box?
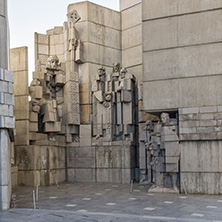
[144,43,222,82]
[120,0,141,11]
[200,133,217,140]
[180,134,200,141]
[4,70,14,82]
[142,0,177,20]
[197,127,215,134]
[199,120,217,127]
[181,172,222,195]
[200,106,217,113]
[14,96,29,120]
[122,3,141,30]
[96,168,121,183]
[4,117,14,128]
[180,121,199,128]
[84,42,121,68]
[87,2,120,30]
[74,169,96,182]
[181,107,199,114]
[87,22,120,50]
[14,121,29,145]
[143,17,177,51]
[0,81,8,93]
[0,104,8,116]
[13,70,29,95]
[144,75,222,112]
[10,47,28,72]
[4,93,14,105]
[122,24,142,50]
[122,45,142,68]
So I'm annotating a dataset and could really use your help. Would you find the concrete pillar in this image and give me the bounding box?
[0,0,8,69]
[0,0,12,209]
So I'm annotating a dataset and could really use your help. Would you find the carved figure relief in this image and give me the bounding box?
[92,64,136,142]
[140,112,180,192]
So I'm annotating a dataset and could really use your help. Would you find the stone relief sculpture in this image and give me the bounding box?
[92,64,136,142]
[29,55,80,142]
[140,112,180,192]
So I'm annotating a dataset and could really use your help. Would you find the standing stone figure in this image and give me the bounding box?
[41,55,65,136]
[116,68,136,141]
[140,112,180,192]
[92,64,136,142]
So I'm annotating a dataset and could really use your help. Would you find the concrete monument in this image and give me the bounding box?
[140,113,180,193]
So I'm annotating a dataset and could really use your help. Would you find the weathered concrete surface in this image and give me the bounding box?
[15,145,66,186]
[0,0,13,210]
[0,0,8,70]
[142,3,222,112]
[181,141,222,194]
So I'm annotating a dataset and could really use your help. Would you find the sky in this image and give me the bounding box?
[8,0,119,83]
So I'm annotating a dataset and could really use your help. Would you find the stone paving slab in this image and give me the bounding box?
[1,182,222,222]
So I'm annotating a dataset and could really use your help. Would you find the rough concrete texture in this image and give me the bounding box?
[15,145,66,186]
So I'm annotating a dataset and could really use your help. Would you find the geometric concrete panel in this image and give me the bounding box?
[122,24,142,50]
[68,2,120,30]
[181,172,222,195]
[10,47,28,72]
[143,75,222,112]
[122,3,142,30]
[143,18,177,51]
[143,79,179,112]
[142,0,177,20]
[143,43,222,82]
[142,0,222,20]
[143,10,222,51]
[122,45,142,68]
[0,16,8,70]
[88,22,121,50]
[87,2,121,30]
[180,141,222,173]
[14,120,29,146]
[14,96,29,120]
[120,0,141,11]
[13,71,29,96]
[84,42,121,68]
[178,10,222,47]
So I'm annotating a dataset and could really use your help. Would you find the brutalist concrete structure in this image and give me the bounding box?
[8,0,222,195]
[0,0,14,209]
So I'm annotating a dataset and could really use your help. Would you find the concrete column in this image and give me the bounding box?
[0,0,8,69]
[0,0,12,209]
[0,130,11,209]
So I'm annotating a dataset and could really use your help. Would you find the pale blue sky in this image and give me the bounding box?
[8,0,119,82]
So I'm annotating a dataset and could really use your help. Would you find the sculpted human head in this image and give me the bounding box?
[113,62,120,73]
[98,66,106,77]
[120,68,127,79]
[47,55,59,70]
[161,112,170,125]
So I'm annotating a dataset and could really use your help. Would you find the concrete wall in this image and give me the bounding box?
[120,0,142,81]
[141,1,222,193]
[10,47,29,146]
[0,0,8,69]
[181,141,222,194]
[0,0,14,209]
[68,2,121,124]
[15,145,66,186]
[142,1,222,112]
[67,142,134,184]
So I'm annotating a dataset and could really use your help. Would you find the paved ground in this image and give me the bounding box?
[1,182,222,221]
